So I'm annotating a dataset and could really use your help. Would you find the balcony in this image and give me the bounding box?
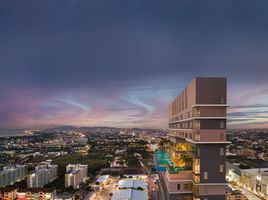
[193,120,200,129]
[193,185,200,197]
[193,132,200,141]
[192,158,200,174]
[193,108,200,117]
[193,174,200,183]
[166,168,192,180]
[166,163,192,174]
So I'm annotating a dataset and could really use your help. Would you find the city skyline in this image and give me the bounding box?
[1,1,268,129]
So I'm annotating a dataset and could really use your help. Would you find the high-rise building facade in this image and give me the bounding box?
[27,161,58,188]
[158,77,228,200]
[0,165,28,187]
[65,164,88,189]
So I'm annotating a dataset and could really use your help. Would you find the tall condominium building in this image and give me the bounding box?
[157,77,228,200]
[0,165,28,187]
[27,161,58,188]
[65,164,88,189]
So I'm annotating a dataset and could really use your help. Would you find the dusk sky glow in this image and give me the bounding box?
[1,0,268,129]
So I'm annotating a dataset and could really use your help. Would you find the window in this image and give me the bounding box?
[220,120,225,129]
[220,164,224,172]
[204,172,208,180]
[177,184,180,191]
[220,148,224,156]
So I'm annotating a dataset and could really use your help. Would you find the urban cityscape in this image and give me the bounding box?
[1,1,268,200]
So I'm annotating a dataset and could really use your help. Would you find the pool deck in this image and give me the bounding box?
[154,151,191,173]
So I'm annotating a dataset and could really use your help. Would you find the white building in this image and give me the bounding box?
[27,161,58,188]
[118,179,147,190]
[65,164,88,189]
[226,161,241,183]
[95,175,109,185]
[112,189,147,200]
[241,168,268,198]
[0,165,27,187]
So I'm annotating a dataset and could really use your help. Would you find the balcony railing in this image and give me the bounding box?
[166,164,192,174]
[193,132,200,141]
[193,185,200,197]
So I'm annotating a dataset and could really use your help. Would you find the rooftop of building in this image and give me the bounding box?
[118,179,147,190]
[96,175,109,183]
[226,190,243,195]
[111,189,147,200]
[0,187,17,193]
[66,169,80,175]
[226,161,241,176]
[241,168,268,176]
[55,192,75,198]
[18,188,56,193]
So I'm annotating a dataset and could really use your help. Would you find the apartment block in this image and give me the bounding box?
[65,164,88,189]
[0,165,28,187]
[157,77,228,200]
[27,161,58,188]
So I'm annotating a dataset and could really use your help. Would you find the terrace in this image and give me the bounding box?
[154,150,192,174]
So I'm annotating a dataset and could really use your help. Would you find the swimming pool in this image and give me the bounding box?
[154,151,191,173]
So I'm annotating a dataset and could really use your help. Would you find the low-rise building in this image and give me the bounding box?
[226,190,248,200]
[241,168,268,199]
[95,175,109,186]
[112,189,147,200]
[118,178,147,190]
[226,162,241,184]
[0,187,17,200]
[17,188,56,200]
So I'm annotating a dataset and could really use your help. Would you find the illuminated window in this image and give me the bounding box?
[204,172,208,180]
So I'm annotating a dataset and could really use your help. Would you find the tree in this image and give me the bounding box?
[159,138,169,150]
[179,154,192,166]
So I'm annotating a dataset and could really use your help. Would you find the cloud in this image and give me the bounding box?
[0,0,268,128]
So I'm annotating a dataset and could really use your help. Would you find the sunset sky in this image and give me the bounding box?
[1,0,268,129]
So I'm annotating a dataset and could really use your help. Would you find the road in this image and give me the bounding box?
[147,174,159,200]
[83,191,96,200]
